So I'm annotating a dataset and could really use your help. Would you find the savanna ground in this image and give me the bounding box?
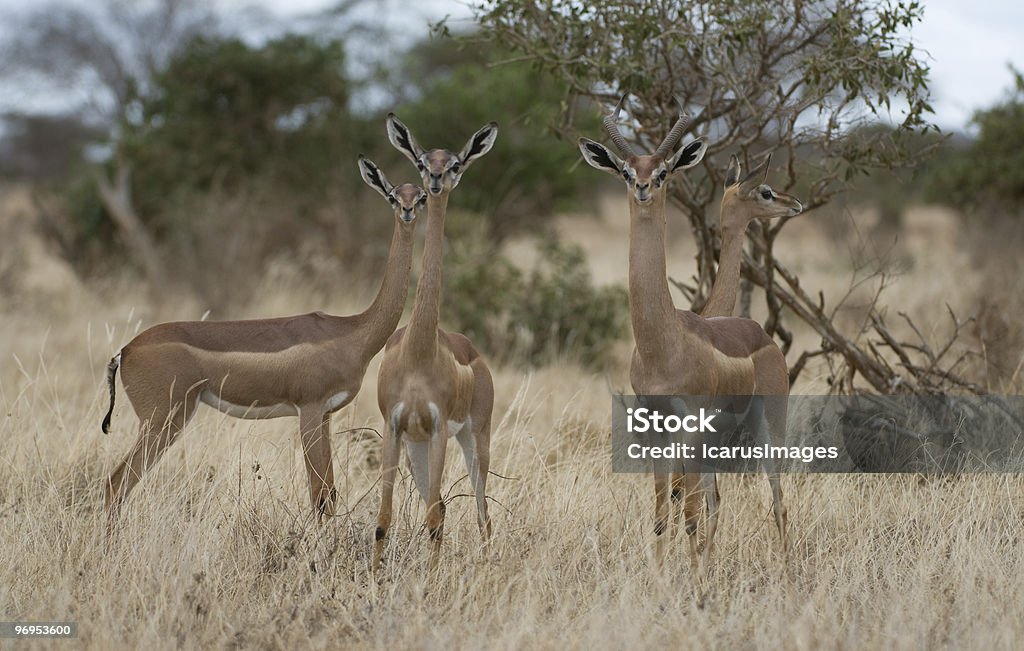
[2,189,1023,649]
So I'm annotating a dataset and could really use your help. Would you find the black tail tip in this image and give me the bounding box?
[101,414,112,434]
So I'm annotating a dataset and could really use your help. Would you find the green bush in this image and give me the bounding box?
[920,67,1024,211]
[55,33,383,295]
[120,34,357,217]
[443,230,628,368]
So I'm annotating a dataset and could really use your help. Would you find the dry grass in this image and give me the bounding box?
[2,201,1024,649]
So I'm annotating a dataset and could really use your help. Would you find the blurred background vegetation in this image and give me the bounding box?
[0,0,624,369]
[0,0,1022,378]
[844,65,1024,225]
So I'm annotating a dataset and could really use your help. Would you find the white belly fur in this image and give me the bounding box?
[325,390,351,413]
[200,390,298,419]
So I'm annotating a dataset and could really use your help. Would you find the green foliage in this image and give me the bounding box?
[517,239,628,365]
[848,68,1024,218]
[389,38,601,240]
[43,32,385,294]
[921,67,1024,211]
[120,34,357,218]
[443,230,627,368]
[467,0,936,214]
[57,32,378,290]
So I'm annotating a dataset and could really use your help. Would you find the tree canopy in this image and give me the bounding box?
[122,34,354,209]
[467,0,936,287]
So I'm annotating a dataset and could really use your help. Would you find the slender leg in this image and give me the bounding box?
[759,397,788,553]
[768,472,787,551]
[668,398,701,569]
[456,420,490,539]
[670,473,685,539]
[474,424,492,540]
[298,407,335,519]
[468,358,494,539]
[653,472,671,566]
[752,348,791,557]
[699,471,720,575]
[105,390,198,519]
[426,419,449,572]
[682,471,701,573]
[321,412,338,515]
[373,421,400,571]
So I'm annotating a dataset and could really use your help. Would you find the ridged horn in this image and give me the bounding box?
[654,96,691,159]
[602,94,636,158]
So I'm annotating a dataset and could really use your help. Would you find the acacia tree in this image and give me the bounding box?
[464,0,978,394]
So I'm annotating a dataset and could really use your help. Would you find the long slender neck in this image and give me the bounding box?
[355,220,415,355]
[701,202,746,317]
[405,193,449,356]
[628,193,681,358]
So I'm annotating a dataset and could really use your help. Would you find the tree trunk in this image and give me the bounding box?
[94,163,164,287]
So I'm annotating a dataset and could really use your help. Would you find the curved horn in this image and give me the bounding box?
[602,94,636,158]
[654,96,691,159]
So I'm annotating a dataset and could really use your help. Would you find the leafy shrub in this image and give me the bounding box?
[122,34,355,208]
[920,66,1024,212]
[443,229,628,368]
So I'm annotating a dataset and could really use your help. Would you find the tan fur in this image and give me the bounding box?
[580,111,797,574]
[627,187,792,574]
[103,180,423,523]
[374,116,497,572]
[702,156,804,317]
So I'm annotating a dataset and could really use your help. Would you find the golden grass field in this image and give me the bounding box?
[2,192,1023,649]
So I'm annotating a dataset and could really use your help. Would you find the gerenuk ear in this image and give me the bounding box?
[458,122,499,169]
[739,153,772,193]
[386,113,425,166]
[358,155,394,200]
[667,138,708,174]
[724,154,741,188]
[578,137,624,176]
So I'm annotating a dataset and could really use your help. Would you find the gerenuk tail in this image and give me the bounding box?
[101,353,121,434]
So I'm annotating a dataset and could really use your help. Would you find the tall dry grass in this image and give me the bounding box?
[2,202,1024,649]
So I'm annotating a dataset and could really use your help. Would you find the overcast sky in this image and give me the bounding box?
[228,0,1024,130]
[1,0,1021,131]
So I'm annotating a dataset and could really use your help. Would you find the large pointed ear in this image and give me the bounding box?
[724,155,741,188]
[458,122,499,169]
[358,155,394,200]
[667,137,708,173]
[578,137,624,176]
[386,113,424,165]
[739,153,772,192]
